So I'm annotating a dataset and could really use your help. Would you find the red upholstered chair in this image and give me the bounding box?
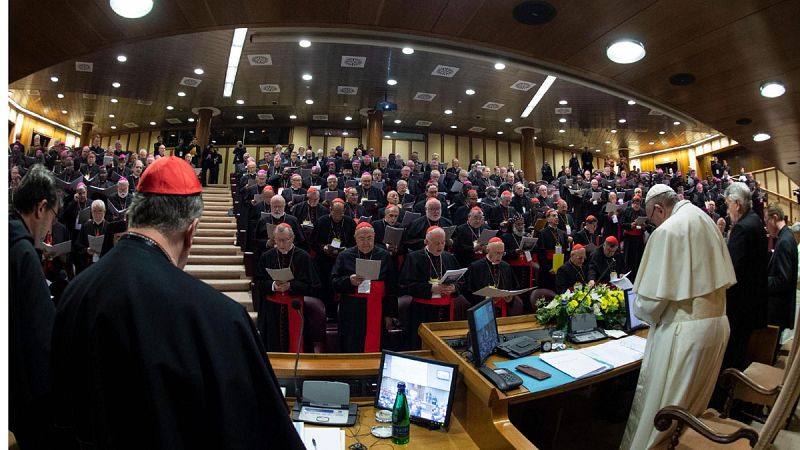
[303,296,328,354]
[528,288,556,313]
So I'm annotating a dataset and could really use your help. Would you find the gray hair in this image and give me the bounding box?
[724,182,752,212]
[128,193,203,237]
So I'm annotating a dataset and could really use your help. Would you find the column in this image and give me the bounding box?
[521,128,537,180]
[367,109,383,156]
[80,122,93,147]
[195,108,214,149]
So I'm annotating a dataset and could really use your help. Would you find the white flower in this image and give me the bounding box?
[593,304,602,316]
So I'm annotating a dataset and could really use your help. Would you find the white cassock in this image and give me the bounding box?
[621,200,737,450]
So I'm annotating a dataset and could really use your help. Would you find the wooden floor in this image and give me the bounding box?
[185,185,254,320]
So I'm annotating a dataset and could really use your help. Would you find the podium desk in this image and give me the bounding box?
[268,351,479,448]
[418,315,648,450]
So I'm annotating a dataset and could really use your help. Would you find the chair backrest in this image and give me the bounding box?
[529,288,556,313]
[785,306,800,370]
[755,337,800,449]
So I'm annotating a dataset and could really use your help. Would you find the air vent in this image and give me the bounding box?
[431,65,460,78]
[554,107,572,114]
[340,56,367,68]
[137,99,153,105]
[180,77,202,87]
[312,115,328,121]
[84,111,95,117]
[259,84,281,93]
[647,109,663,116]
[413,92,437,101]
[510,80,536,91]
[481,102,505,110]
[257,114,274,120]
[337,86,359,95]
[26,89,40,96]
[247,54,273,66]
[634,128,649,133]
[75,61,93,72]
[415,120,432,127]
[165,118,182,124]
[124,122,138,128]
[468,126,486,132]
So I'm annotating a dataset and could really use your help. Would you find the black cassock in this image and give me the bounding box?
[255,246,322,352]
[52,235,304,450]
[465,258,524,316]
[452,223,488,267]
[399,249,468,349]
[403,216,453,252]
[555,261,588,295]
[331,246,398,352]
[255,213,304,261]
[73,219,108,274]
[536,225,568,291]
[311,215,357,314]
[586,247,624,284]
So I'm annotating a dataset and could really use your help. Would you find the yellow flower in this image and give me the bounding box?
[569,300,578,309]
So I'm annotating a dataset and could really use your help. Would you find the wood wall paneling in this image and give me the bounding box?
[485,139,498,167]
[344,137,360,152]
[443,134,456,164]
[394,140,411,160]
[457,136,470,165]
[411,141,426,161]
[309,136,325,153]
[510,143,521,171]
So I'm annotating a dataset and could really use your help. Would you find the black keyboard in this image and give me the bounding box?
[501,329,553,342]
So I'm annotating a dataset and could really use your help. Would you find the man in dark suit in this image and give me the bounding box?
[764,205,798,334]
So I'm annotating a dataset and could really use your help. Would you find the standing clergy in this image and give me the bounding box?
[331,222,398,352]
[621,195,647,281]
[764,204,797,333]
[555,244,588,295]
[452,206,491,267]
[465,237,524,317]
[621,184,736,450]
[311,198,357,316]
[52,157,305,449]
[586,236,623,285]
[404,198,453,252]
[399,226,470,349]
[536,208,569,291]
[290,187,329,245]
[254,223,323,352]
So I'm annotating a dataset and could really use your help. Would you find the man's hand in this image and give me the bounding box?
[275,281,291,292]
[432,283,455,295]
[588,280,596,288]
[350,274,365,286]
[266,238,275,248]
[567,236,573,243]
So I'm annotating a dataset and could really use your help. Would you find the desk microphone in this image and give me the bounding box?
[290,299,304,402]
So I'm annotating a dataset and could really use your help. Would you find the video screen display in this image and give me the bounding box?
[469,299,499,366]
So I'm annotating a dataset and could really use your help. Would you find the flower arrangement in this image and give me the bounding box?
[535,284,626,329]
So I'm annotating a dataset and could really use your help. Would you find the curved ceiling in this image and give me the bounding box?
[9,0,800,179]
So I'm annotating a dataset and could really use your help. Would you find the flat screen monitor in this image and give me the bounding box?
[467,298,500,367]
[624,289,649,332]
[374,351,458,429]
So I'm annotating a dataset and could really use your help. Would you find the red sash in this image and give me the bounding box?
[350,281,385,352]
[413,294,454,321]
[493,299,508,317]
[266,293,304,352]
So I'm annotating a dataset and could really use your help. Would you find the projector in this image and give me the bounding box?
[375,101,397,112]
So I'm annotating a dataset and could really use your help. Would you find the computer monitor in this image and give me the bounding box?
[623,289,649,332]
[467,298,500,367]
[374,351,458,429]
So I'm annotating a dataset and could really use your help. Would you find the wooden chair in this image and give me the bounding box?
[652,341,800,449]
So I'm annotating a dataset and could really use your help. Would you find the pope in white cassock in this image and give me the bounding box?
[621,184,737,450]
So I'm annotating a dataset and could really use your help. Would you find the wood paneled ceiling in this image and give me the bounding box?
[8,0,800,180]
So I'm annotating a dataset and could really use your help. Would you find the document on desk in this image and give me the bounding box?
[539,350,611,379]
[579,337,645,369]
[302,427,344,450]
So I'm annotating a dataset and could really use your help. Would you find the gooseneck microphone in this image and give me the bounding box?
[290,299,304,401]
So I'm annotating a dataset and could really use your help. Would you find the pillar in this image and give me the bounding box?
[521,128,537,180]
[195,108,214,149]
[80,122,93,147]
[367,109,383,156]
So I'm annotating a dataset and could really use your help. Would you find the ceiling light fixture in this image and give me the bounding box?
[110,125,117,129]
[444,109,453,115]
[504,118,512,123]
[658,130,666,135]
[384,135,391,138]
[110,98,118,103]
[223,27,248,97]
[606,39,646,64]
[394,119,401,124]
[166,105,174,110]
[387,79,397,86]
[342,131,349,136]
[494,63,506,70]
[465,89,475,95]
[605,140,611,144]
[392,131,397,134]
[108,114,115,118]
[521,75,557,118]
[559,118,567,123]
[299,39,311,48]
[305,99,314,105]
[450,125,458,129]
[236,99,245,105]
[112,82,121,88]
[753,132,771,142]
[194,68,204,75]
[649,141,655,145]
[345,116,352,121]
[610,129,617,133]
[595,149,601,152]
[569,144,574,147]
[50,76,59,82]
[497,131,503,135]
[673,121,681,125]
[627,100,636,105]
[302,74,312,81]
[188,118,195,122]
[61,110,68,114]
[558,129,566,133]
[57,93,64,98]
[248,130,254,134]
[289,114,297,119]
[618,118,626,123]
[402,47,414,55]
[149,121,156,125]
[558,100,568,105]
[236,115,244,120]
[759,81,786,98]
[116,55,127,62]
[109,0,153,18]
[177,91,186,97]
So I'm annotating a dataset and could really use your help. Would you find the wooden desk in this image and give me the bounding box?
[418,315,648,450]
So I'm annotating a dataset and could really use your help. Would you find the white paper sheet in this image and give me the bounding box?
[539,350,611,379]
[355,259,381,280]
[87,235,104,254]
[266,268,294,282]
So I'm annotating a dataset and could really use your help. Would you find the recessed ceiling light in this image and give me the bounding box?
[108,114,115,118]
[236,115,244,120]
[568,144,574,147]
[166,105,174,110]
[116,55,127,62]
[289,114,297,119]
[494,63,506,70]
[673,121,681,125]
[345,116,353,121]
[558,129,566,133]
[618,118,626,123]
[759,81,786,98]
[112,82,121,88]
[299,39,311,48]
[384,135,391,139]
[302,74,312,81]
[236,99,245,105]
[50,76,59,82]
[610,129,617,133]
[504,118,512,123]
[305,99,314,105]
[558,100,568,105]
[248,130,254,134]
[177,91,186,97]
[387,79,397,86]
[649,141,655,145]
[392,131,397,134]
[753,132,771,142]
[342,131,349,136]
[110,98,118,103]
[170,134,175,137]
[188,118,195,122]
[57,93,64,98]
[559,118,567,123]
[534,136,537,140]
[606,39,646,64]
[627,100,636,105]
[496,131,503,135]
[394,119,401,124]
[444,109,453,115]
[110,0,153,18]
[465,89,476,95]
[194,68,204,75]
[658,130,666,135]
[110,125,117,129]
[149,121,156,126]
[450,125,458,129]
[61,110,68,114]
[605,140,611,144]
[595,149,601,152]
[402,47,414,55]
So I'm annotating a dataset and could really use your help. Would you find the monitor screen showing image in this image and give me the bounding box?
[375,351,458,429]
[468,298,500,367]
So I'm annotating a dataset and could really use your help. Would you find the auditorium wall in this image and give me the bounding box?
[7,104,81,151]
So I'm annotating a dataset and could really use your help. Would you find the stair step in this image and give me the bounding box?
[200,216,236,224]
[198,221,236,229]
[222,291,254,312]
[202,210,232,217]
[193,236,236,245]
[185,265,245,279]
[190,245,241,255]
[188,254,243,264]
[205,278,250,291]
[195,228,235,237]
[204,205,231,212]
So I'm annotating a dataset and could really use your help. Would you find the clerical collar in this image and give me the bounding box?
[123,232,174,265]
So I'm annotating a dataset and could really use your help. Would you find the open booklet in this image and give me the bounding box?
[355,258,381,280]
[266,267,294,282]
[473,286,533,298]
[383,226,404,246]
[35,240,72,257]
[476,229,498,246]
[87,234,105,254]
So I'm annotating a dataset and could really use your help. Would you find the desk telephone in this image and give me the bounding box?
[479,367,523,391]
